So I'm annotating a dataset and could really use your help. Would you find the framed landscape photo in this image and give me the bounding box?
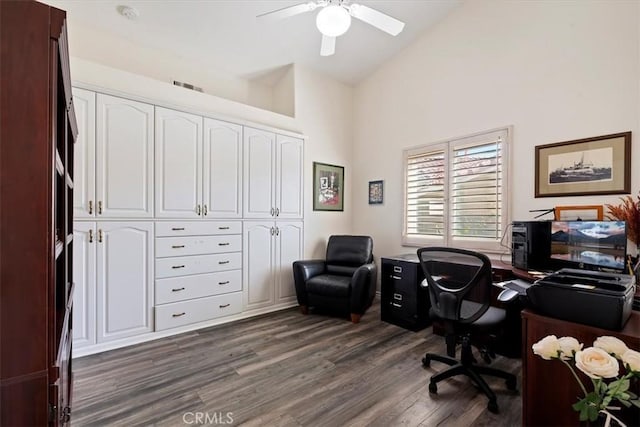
[554,205,603,221]
[368,180,383,204]
[535,132,631,198]
[313,162,344,211]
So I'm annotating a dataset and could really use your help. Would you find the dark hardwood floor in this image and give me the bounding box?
[72,300,522,426]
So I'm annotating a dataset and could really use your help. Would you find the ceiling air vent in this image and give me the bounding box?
[173,81,203,93]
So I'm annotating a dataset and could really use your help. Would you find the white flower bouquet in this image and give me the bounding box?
[532,335,640,426]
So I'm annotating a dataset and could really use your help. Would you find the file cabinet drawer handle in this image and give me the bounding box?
[218,242,230,246]
[218,260,229,265]
[172,312,186,317]
[171,227,185,231]
[391,275,401,280]
[218,226,230,230]
[393,293,402,301]
[172,265,185,269]
[391,302,401,308]
[172,287,185,292]
[393,266,402,273]
[218,281,230,285]
[219,304,230,308]
[172,245,185,249]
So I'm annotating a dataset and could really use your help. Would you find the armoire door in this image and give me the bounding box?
[155,107,203,218]
[275,221,304,303]
[243,221,275,310]
[72,222,97,349]
[203,118,242,218]
[95,94,154,218]
[96,222,153,342]
[243,127,275,219]
[72,88,96,218]
[275,135,304,219]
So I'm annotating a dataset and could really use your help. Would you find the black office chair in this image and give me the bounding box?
[417,247,516,413]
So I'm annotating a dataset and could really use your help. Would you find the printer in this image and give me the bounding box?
[526,268,636,330]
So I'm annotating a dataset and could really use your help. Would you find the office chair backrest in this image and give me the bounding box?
[417,247,492,324]
[326,235,373,276]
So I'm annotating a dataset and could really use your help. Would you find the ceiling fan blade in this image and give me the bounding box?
[349,3,405,36]
[320,35,336,56]
[257,2,319,22]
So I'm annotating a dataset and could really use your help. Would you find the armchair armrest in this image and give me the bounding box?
[349,262,377,314]
[293,260,327,306]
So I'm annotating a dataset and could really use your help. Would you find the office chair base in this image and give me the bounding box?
[422,352,517,414]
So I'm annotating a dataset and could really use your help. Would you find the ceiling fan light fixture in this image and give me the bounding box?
[316,5,351,37]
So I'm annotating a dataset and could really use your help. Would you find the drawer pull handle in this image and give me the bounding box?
[393,266,402,273]
[218,242,230,246]
[172,312,186,317]
[218,261,229,265]
[392,303,401,308]
[218,281,230,285]
[172,245,185,249]
[391,275,401,280]
[172,287,185,292]
[172,265,185,269]
[219,304,230,308]
[171,227,185,231]
[393,293,402,301]
[218,226,230,230]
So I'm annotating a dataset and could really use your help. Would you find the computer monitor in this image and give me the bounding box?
[550,220,627,272]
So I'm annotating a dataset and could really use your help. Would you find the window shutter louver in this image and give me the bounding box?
[405,149,446,238]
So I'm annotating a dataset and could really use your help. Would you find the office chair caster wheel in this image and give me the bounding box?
[428,382,437,394]
[422,356,431,367]
[487,400,498,414]
[506,377,517,391]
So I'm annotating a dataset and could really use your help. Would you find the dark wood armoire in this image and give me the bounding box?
[0,1,76,424]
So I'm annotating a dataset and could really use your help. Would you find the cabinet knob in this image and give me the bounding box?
[270,207,275,217]
[88,200,93,215]
[98,229,103,243]
[218,242,230,246]
[172,312,186,317]
[171,227,185,231]
[218,281,229,285]
[196,205,201,215]
[218,226,230,230]
[89,229,93,243]
[276,208,280,217]
[171,287,185,292]
[98,201,102,215]
[171,245,185,249]
[203,204,208,216]
[218,260,230,265]
[172,265,185,269]
[219,303,230,308]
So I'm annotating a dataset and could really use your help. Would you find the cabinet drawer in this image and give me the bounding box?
[155,253,242,278]
[155,270,242,304]
[155,221,242,237]
[156,235,241,258]
[155,292,242,331]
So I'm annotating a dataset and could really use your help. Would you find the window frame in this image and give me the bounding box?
[402,126,511,253]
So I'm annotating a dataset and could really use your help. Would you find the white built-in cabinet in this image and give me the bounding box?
[243,127,303,219]
[243,221,303,311]
[72,222,154,349]
[155,109,243,219]
[72,88,154,218]
[72,86,304,357]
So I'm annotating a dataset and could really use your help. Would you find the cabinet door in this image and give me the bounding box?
[96,222,153,342]
[275,221,303,303]
[72,222,96,349]
[203,118,242,218]
[72,88,96,218]
[155,107,203,218]
[243,221,275,309]
[96,94,154,218]
[275,135,304,219]
[243,127,275,219]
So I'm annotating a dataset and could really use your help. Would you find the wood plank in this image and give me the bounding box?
[72,300,522,426]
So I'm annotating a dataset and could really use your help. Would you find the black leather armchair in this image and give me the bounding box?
[293,235,376,323]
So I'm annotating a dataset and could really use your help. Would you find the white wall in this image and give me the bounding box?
[352,0,640,261]
[294,65,354,258]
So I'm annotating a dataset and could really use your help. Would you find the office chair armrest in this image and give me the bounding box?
[350,262,377,314]
[293,260,327,306]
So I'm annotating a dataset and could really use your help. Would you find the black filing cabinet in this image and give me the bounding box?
[381,254,430,331]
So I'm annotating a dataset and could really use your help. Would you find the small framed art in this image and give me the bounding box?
[313,162,344,211]
[368,180,383,204]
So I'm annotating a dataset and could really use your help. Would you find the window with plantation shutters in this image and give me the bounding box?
[403,128,510,252]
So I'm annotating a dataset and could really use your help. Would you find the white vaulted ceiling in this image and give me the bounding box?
[43,0,462,85]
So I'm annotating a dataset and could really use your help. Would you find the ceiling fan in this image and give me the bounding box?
[258,0,405,56]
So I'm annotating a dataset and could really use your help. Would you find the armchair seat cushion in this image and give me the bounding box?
[306,274,351,298]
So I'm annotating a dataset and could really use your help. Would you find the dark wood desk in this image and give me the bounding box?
[521,309,640,426]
